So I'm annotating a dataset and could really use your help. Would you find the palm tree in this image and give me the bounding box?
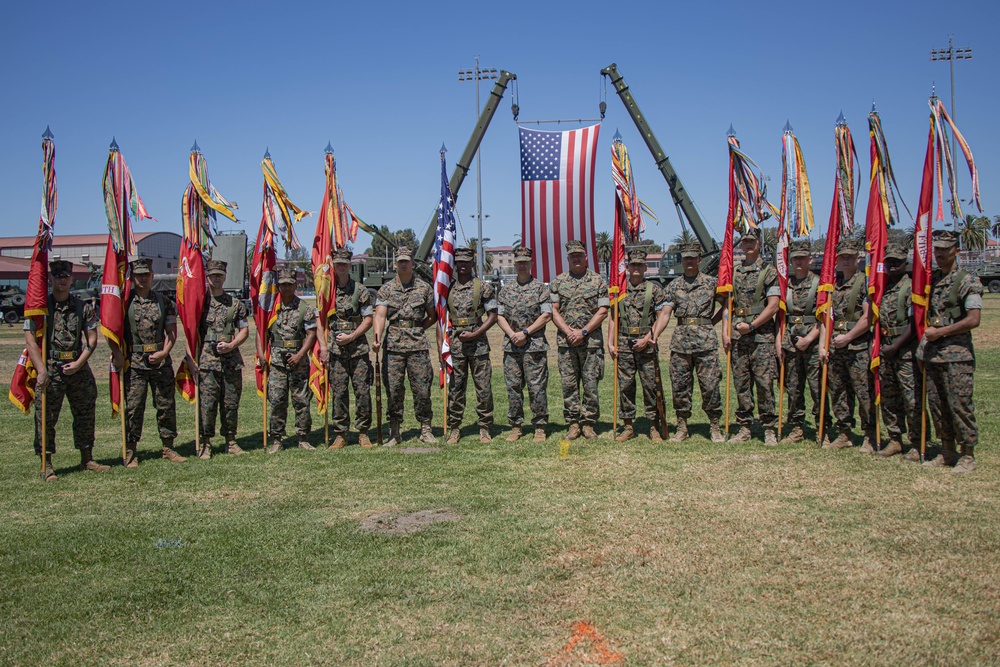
[760,226,778,259]
[958,214,988,252]
[467,238,493,274]
[512,234,522,250]
[669,229,697,249]
[991,214,1000,240]
[595,231,613,277]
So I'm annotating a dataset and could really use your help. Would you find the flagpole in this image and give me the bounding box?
[777,319,785,438]
[194,370,200,452]
[724,295,733,439]
[263,368,269,450]
[40,319,48,476]
[817,323,833,444]
[919,365,928,461]
[120,369,127,461]
[611,287,619,433]
[443,368,448,434]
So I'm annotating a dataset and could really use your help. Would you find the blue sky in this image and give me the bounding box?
[2,0,996,258]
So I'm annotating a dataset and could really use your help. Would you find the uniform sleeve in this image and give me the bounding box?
[424,282,434,310]
[83,303,99,330]
[663,281,677,309]
[375,284,390,308]
[482,282,498,313]
[496,286,506,316]
[164,297,177,325]
[764,265,781,298]
[549,277,560,304]
[235,301,249,329]
[596,275,611,308]
[963,274,984,310]
[652,283,669,311]
[539,283,552,314]
[23,318,35,332]
[358,286,374,317]
[304,305,318,330]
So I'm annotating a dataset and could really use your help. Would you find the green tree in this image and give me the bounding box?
[760,226,778,259]
[669,229,697,250]
[887,227,913,250]
[364,227,420,264]
[596,231,613,277]
[284,245,313,290]
[466,238,493,274]
[633,238,662,254]
[991,214,1000,240]
[959,214,989,252]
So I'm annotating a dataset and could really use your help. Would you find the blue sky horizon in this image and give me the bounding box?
[2,0,996,259]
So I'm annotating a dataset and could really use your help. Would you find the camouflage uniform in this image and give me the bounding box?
[780,271,828,430]
[497,275,550,428]
[731,256,779,430]
[124,290,178,447]
[664,272,722,421]
[327,277,373,435]
[616,276,668,422]
[446,276,497,430]
[551,265,609,427]
[198,292,248,440]
[267,294,318,442]
[916,265,982,450]
[827,270,873,436]
[878,272,921,445]
[376,275,434,426]
[28,295,99,454]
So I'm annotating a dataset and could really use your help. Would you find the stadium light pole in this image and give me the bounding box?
[458,57,499,276]
[930,34,972,224]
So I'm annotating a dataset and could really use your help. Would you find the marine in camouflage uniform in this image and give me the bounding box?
[610,247,670,442]
[24,260,106,481]
[916,230,982,473]
[445,247,497,444]
[266,267,318,452]
[118,258,183,466]
[551,240,609,440]
[496,246,551,442]
[662,244,723,442]
[373,246,436,446]
[323,248,374,449]
[875,243,922,458]
[820,239,874,451]
[197,260,249,458]
[726,232,780,444]
[777,240,827,443]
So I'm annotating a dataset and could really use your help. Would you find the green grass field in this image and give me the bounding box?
[1,299,998,665]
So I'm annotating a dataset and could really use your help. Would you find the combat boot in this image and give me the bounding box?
[728,426,752,443]
[669,419,688,442]
[860,431,876,454]
[923,441,958,467]
[162,442,188,463]
[384,422,402,447]
[764,430,777,446]
[779,426,804,444]
[80,447,110,472]
[419,424,437,445]
[197,438,212,460]
[709,419,725,443]
[566,424,582,440]
[358,431,373,449]
[902,448,922,462]
[124,446,139,468]
[953,445,976,473]
[505,426,522,442]
[329,435,346,450]
[582,425,598,440]
[447,428,461,445]
[824,432,853,450]
[479,428,492,444]
[614,420,634,442]
[265,438,282,454]
[39,458,57,482]
[224,440,246,455]
[298,440,316,450]
[649,423,663,443]
[533,428,546,442]
[876,439,903,458]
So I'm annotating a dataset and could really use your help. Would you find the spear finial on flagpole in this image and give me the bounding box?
[264,147,271,160]
[613,128,622,143]
[871,100,877,113]
[42,126,54,140]
[191,140,200,153]
[324,141,333,154]
[109,137,119,152]
[727,124,736,138]
[783,120,793,134]
[836,111,847,127]
[440,143,447,158]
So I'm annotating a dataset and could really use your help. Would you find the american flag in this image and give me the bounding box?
[433,149,455,374]
[520,124,601,282]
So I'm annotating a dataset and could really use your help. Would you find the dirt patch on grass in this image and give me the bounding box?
[361,508,460,535]
[398,447,441,454]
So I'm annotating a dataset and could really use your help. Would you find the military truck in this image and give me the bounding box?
[0,286,25,324]
[973,262,1000,293]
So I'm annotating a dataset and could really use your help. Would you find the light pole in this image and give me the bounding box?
[458,57,498,276]
[931,34,972,224]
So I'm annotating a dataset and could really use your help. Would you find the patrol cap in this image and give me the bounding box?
[884,243,908,261]
[565,239,587,255]
[788,240,812,258]
[836,239,861,256]
[513,246,532,263]
[932,229,959,249]
[277,266,298,285]
[130,258,152,275]
[679,243,702,259]
[454,247,475,262]
[332,248,353,265]
[49,260,73,277]
[626,247,649,264]
[206,259,227,276]
[395,246,414,261]
[738,230,761,245]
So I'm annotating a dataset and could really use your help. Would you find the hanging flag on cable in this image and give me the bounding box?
[9,127,57,413]
[433,145,457,379]
[99,138,154,416]
[610,130,656,304]
[519,124,601,282]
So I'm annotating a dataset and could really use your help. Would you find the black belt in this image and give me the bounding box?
[677,317,712,326]
[49,350,79,361]
[392,319,424,329]
[787,315,816,325]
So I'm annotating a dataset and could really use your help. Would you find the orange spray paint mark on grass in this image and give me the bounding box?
[548,621,624,666]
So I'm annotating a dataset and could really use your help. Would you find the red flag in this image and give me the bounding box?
[716,149,737,299]
[865,138,888,407]
[251,185,279,396]
[174,211,205,403]
[911,120,936,341]
[309,154,335,413]
[520,124,601,282]
[99,237,130,416]
[609,137,651,305]
[815,184,842,332]
[610,201,627,302]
